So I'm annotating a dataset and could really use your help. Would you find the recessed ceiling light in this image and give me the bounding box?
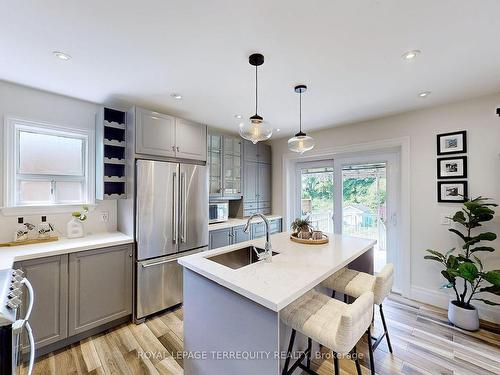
[171,93,182,100]
[402,50,421,61]
[234,114,243,119]
[53,51,71,61]
[418,91,431,98]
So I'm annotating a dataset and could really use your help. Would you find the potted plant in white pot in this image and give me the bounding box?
[425,196,500,331]
[291,218,312,239]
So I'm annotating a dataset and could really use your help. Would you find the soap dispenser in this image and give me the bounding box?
[38,216,54,239]
[14,217,29,242]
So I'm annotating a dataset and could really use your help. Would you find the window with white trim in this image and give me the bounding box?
[4,118,93,207]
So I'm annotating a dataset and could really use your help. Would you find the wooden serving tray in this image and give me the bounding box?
[0,236,59,247]
[290,234,329,245]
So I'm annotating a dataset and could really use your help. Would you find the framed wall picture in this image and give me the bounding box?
[437,156,467,179]
[436,130,467,155]
[437,181,468,203]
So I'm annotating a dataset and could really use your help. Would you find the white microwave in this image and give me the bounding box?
[209,201,229,223]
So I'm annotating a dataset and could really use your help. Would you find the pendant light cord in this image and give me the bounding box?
[255,65,258,115]
[299,90,302,132]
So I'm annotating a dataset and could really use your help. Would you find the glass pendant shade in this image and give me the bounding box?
[288,84,314,153]
[239,115,273,144]
[288,131,315,154]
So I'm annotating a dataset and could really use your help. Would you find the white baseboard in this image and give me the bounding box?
[409,286,500,324]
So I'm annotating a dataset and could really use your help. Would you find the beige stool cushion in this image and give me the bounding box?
[281,290,374,355]
[321,267,375,299]
[321,264,394,305]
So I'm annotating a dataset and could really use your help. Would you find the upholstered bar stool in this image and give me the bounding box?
[321,264,394,354]
[280,289,375,375]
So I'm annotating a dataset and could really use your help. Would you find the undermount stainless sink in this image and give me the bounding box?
[206,246,279,269]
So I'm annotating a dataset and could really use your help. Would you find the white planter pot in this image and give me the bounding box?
[66,218,85,239]
[448,300,479,331]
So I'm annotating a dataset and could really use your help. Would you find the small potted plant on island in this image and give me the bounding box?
[425,196,500,331]
[291,218,312,239]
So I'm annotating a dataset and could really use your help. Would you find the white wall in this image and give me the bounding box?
[271,93,500,321]
[0,80,117,242]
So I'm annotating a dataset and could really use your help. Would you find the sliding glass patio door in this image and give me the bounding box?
[297,152,399,277]
[296,160,334,233]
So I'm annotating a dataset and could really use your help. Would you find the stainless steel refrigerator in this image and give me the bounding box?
[135,159,208,320]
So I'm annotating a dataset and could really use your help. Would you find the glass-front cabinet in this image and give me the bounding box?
[208,132,242,199]
[208,134,223,196]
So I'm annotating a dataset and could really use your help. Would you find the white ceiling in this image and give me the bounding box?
[2,0,500,136]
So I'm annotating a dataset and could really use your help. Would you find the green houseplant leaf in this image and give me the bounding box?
[482,270,500,286]
[458,263,478,283]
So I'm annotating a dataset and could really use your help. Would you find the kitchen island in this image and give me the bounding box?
[178,231,375,375]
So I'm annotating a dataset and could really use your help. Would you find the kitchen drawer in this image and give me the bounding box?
[137,255,182,319]
[259,201,271,209]
[244,202,259,211]
[243,209,258,217]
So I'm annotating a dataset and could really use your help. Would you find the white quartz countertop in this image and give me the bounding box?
[208,215,282,231]
[179,231,376,312]
[0,232,134,270]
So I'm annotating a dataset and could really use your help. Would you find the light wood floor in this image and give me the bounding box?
[23,294,500,375]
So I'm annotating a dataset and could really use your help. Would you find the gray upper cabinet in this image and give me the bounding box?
[243,161,259,203]
[208,132,242,200]
[68,245,133,336]
[257,143,271,164]
[15,255,68,350]
[242,140,272,215]
[136,108,176,157]
[243,141,258,162]
[135,107,206,161]
[175,118,207,161]
[258,163,272,203]
[208,133,223,197]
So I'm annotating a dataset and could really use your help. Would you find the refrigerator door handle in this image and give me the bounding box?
[180,172,187,243]
[172,172,178,244]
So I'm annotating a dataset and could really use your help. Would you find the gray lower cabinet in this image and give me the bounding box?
[252,218,282,239]
[15,244,133,352]
[209,218,282,249]
[14,255,68,350]
[232,225,251,244]
[68,245,133,336]
[209,228,232,250]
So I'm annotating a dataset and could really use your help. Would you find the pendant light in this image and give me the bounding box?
[239,53,273,144]
[288,85,314,153]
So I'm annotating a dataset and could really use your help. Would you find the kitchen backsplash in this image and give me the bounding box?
[0,200,117,243]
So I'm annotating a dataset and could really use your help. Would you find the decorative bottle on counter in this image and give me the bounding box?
[38,216,54,239]
[66,217,84,239]
[14,217,29,242]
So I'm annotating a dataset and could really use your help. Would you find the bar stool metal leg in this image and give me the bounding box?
[306,337,312,368]
[379,304,393,353]
[366,327,375,375]
[282,329,296,375]
[352,345,362,375]
[332,351,339,375]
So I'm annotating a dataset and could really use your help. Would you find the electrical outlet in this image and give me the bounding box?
[440,214,451,226]
[100,211,109,223]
